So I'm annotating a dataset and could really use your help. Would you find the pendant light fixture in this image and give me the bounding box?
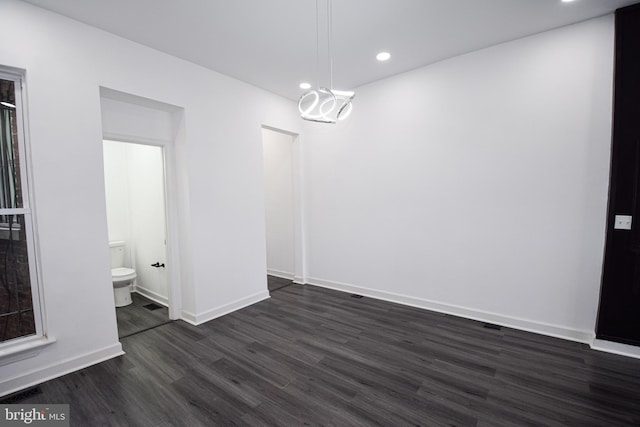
[298,0,354,124]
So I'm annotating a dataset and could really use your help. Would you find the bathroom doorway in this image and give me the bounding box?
[103,140,171,337]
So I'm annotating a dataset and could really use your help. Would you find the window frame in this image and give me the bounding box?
[0,67,47,354]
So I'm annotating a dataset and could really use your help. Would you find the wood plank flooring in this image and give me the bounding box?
[116,292,171,338]
[18,283,640,426]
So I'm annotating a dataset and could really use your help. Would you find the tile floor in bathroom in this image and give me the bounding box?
[115,292,171,338]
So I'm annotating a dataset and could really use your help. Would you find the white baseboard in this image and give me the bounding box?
[134,286,169,307]
[181,290,269,326]
[267,269,295,280]
[306,277,595,345]
[0,342,124,398]
[591,339,640,359]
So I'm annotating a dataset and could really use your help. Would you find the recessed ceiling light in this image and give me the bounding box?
[376,52,391,62]
[561,0,577,3]
[299,82,311,90]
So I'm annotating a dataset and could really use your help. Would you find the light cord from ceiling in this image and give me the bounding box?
[328,0,333,91]
[315,0,320,89]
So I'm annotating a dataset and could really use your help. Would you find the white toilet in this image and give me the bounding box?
[110,241,136,307]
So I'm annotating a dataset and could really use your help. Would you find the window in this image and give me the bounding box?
[0,69,43,346]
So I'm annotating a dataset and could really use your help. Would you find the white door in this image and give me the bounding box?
[128,144,169,305]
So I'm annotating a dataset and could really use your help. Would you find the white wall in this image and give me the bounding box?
[103,141,131,245]
[262,128,296,279]
[302,16,614,343]
[100,95,176,144]
[0,0,299,396]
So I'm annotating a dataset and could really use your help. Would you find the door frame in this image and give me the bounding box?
[261,125,307,284]
[102,134,182,320]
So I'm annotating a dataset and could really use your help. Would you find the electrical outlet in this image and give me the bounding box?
[614,215,632,230]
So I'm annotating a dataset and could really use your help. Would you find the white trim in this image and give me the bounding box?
[181,291,269,325]
[291,133,308,284]
[0,208,30,215]
[0,336,56,367]
[267,269,295,280]
[162,138,183,321]
[591,339,640,359]
[102,131,169,147]
[133,287,168,307]
[0,343,123,398]
[261,126,307,286]
[0,68,47,344]
[306,276,596,344]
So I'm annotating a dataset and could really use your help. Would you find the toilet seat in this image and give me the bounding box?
[112,267,137,284]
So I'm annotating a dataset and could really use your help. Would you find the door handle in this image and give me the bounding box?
[151,262,165,268]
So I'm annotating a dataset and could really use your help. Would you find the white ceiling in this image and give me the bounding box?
[21,0,639,100]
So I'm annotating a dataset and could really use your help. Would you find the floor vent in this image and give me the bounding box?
[350,294,364,299]
[0,386,42,404]
[143,303,163,311]
[483,323,502,330]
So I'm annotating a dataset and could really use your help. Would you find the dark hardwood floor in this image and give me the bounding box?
[116,292,171,338]
[267,275,293,293]
[17,283,640,426]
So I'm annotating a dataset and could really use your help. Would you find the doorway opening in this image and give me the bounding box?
[261,126,305,293]
[103,140,171,338]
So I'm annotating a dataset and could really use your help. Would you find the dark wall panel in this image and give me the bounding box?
[597,4,640,346]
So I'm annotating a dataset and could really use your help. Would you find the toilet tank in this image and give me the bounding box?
[109,241,127,269]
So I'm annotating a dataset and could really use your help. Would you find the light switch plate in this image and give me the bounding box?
[614,215,632,230]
